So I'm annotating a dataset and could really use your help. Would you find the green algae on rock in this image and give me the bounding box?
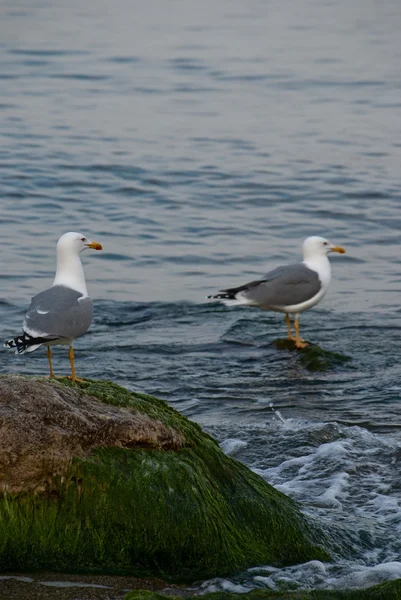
[123,579,401,600]
[0,375,329,581]
[272,339,351,372]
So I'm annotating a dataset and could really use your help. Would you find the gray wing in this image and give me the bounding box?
[227,263,321,308]
[23,285,93,340]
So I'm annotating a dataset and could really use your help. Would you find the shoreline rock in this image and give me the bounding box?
[0,375,330,581]
[124,579,401,600]
[0,572,178,600]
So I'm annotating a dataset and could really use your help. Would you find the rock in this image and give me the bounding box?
[123,579,401,600]
[0,572,175,600]
[0,376,184,493]
[272,339,351,372]
[0,375,330,581]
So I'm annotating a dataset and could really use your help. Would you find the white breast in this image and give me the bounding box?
[280,256,331,315]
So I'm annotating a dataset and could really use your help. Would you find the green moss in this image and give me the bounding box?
[124,579,401,600]
[0,378,331,581]
[272,339,351,372]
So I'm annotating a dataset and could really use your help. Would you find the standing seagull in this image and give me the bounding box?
[4,232,103,381]
[207,236,345,348]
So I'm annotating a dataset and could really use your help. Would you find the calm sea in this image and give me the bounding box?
[1,0,401,593]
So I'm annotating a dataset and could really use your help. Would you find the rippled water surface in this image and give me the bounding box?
[1,0,401,594]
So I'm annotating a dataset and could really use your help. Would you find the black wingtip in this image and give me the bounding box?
[4,339,16,349]
[207,292,236,300]
[4,337,24,354]
[4,332,40,354]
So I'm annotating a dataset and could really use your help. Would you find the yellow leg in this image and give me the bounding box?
[68,345,84,383]
[47,346,56,378]
[294,316,308,349]
[285,314,296,341]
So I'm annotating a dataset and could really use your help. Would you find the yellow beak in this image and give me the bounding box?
[330,245,345,254]
[87,241,103,250]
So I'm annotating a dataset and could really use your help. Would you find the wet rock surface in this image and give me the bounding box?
[0,572,179,600]
[0,375,185,492]
[0,376,330,580]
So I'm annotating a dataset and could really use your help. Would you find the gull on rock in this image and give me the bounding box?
[4,232,103,381]
[207,236,345,348]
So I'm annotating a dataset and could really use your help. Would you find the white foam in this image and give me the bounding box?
[200,578,249,595]
[326,561,401,590]
[199,419,401,595]
[220,438,248,456]
[201,560,401,595]
[314,472,350,508]
[0,576,34,583]
[252,576,276,588]
[39,581,112,589]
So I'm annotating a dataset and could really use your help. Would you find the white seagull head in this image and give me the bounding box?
[57,232,103,255]
[302,236,345,259]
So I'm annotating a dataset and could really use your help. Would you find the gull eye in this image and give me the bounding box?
[323,242,328,246]
[81,237,86,242]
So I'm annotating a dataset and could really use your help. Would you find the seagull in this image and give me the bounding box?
[4,232,103,381]
[207,236,345,348]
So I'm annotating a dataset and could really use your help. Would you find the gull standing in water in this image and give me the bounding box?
[4,232,103,381]
[208,236,345,348]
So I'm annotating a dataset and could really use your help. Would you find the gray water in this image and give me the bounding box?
[1,0,401,594]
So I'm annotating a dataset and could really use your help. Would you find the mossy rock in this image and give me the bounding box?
[124,579,401,600]
[272,339,351,372]
[0,375,330,581]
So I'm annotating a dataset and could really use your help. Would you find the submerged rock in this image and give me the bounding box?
[0,375,330,581]
[272,339,351,372]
